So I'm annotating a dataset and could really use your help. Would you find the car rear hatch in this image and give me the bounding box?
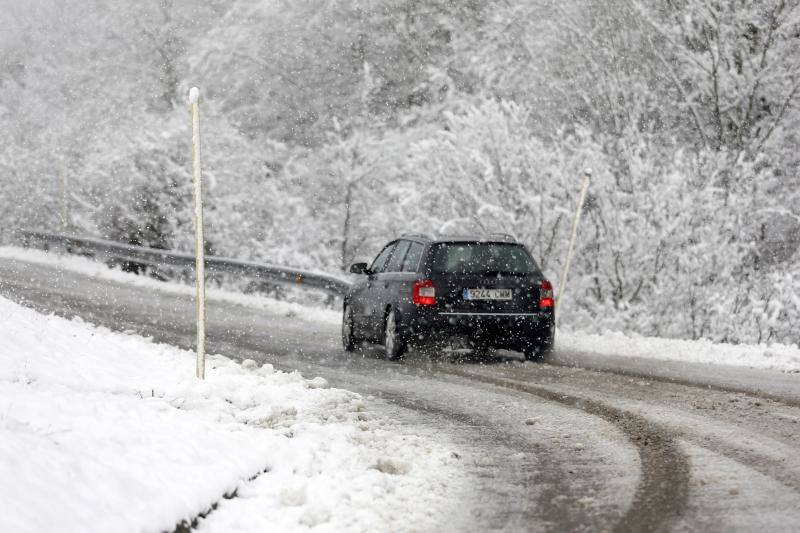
[426,241,545,314]
[433,272,542,314]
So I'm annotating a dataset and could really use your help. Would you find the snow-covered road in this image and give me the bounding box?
[2,253,800,532]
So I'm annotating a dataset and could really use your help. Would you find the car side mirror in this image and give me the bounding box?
[349,262,370,275]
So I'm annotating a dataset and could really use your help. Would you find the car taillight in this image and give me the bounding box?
[539,280,554,309]
[412,280,436,306]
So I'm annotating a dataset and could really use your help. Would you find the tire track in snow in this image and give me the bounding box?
[431,366,691,533]
[546,353,800,409]
[484,358,800,498]
[373,392,600,532]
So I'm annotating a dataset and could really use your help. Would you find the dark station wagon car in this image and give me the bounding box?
[342,233,555,360]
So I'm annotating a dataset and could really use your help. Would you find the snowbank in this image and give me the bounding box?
[0,296,462,532]
[0,246,340,325]
[558,329,800,373]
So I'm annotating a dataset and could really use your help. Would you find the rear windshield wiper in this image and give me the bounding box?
[482,270,527,277]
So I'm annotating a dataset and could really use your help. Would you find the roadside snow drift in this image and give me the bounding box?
[558,329,800,373]
[0,296,461,533]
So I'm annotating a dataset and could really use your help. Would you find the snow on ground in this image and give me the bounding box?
[558,329,800,373]
[0,246,340,325]
[0,296,463,533]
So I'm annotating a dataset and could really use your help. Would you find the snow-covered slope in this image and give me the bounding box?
[0,296,462,533]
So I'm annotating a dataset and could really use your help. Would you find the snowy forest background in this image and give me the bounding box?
[1,0,799,346]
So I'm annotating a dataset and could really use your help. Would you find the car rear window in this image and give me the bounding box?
[430,243,539,275]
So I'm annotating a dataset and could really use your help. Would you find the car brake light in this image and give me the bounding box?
[412,280,436,306]
[539,280,554,308]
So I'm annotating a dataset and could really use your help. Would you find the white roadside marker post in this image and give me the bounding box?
[189,87,206,379]
[555,168,592,326]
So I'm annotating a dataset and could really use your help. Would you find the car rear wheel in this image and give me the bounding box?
[342,304,358,352]
[523,332,554,361]
[523,345,545,361]
[383,308,406,360]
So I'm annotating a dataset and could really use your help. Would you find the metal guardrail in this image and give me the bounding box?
[18,230,351,297]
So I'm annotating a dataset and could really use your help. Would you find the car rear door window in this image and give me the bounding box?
[386,240,410,272]
[402,242,424,272]
[370,242,396,273]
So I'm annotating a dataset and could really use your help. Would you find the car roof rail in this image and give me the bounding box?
[400,232,435,241]
[487,232,518,242]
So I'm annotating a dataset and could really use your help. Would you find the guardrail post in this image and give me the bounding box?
[189,87,207,379]
[555,168,592,326]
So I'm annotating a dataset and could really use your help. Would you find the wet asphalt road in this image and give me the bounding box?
[2,256,800,532]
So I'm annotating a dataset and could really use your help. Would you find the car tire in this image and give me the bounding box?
[342,304,358,352]
[472,344,491,361]
[523,345,545,361]
[523,332,554,362]
[383,308,406,360]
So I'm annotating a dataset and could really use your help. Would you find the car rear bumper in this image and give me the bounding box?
[401,308,554,349]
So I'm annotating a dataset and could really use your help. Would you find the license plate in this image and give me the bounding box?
[463,288,512,301]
